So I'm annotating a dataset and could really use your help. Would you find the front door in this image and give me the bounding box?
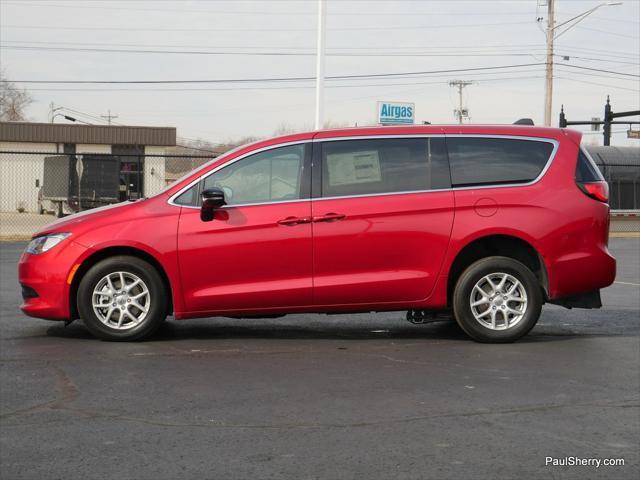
[177,143,313,314]
[311,136,454,306]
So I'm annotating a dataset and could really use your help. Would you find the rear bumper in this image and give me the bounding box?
[18,240,87,321]
[548,245,616,301]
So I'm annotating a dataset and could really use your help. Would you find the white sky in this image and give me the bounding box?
[1,0,638,146]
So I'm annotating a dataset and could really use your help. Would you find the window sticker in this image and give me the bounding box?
[327,150,382,186]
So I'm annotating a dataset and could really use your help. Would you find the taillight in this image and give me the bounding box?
[577,181,609,203]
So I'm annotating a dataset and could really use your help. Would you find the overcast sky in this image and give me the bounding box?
[1,0,638,146]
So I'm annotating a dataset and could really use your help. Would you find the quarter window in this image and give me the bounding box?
[575,148,605,183]
[320,138,450,198]
[173,182,200,206]
[203,144,306,205]
[447,137,554,187]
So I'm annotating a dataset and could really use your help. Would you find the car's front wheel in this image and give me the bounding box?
[453,256,542,343]
[77,255,168,341]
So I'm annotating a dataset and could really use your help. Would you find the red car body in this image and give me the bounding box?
[19,125,616,324]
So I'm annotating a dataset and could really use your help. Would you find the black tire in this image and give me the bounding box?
[77,256,168,341]
[452,256,542,343]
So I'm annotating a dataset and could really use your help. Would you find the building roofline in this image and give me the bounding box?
[0,121,176,146]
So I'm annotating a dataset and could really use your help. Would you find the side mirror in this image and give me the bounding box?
[200,187,226,222]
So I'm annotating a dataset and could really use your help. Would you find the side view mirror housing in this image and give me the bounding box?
[200,187,226,222]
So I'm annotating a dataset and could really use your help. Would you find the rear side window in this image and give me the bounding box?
[320,138,450,198]
[575,148,605,182]
[447,137,554,187]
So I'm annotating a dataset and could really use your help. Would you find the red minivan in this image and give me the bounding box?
[18,125,616,342]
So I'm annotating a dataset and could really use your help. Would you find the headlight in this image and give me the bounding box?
[25,233,71,255]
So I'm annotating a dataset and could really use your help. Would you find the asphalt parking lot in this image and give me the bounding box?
[1,239,638,480]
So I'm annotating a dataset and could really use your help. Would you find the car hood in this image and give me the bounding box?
[33,201,141,238]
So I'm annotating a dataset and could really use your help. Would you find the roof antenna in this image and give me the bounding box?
[513,118,535,125]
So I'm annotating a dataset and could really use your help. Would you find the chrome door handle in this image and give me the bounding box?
[312,213,346,223]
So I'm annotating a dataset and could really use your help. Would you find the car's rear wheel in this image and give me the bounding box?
[77,256,168,341]
[453,256,542,343]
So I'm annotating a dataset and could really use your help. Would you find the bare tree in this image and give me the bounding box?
[0,72,33,121]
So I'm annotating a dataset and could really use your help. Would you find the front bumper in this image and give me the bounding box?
[18,240,88,321]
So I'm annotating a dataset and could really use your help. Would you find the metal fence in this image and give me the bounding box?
[0,151,212,240]
[594,162,640,211]
[0,150,638,240]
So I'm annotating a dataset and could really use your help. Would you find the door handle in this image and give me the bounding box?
[277,216,312,226]
[312,213,346,223]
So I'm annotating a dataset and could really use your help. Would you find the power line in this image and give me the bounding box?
[0,39,550,53]
[555,76,640,93]
[554,64,640,78]
[0,44,546,58]
[4,38,636,59]
[553,67,640,83]
[13,63,637,87]
[6,63,550,85]
[23,74,546,92]
[0,21,533,33]
[0,1,542,16]
[574,25,640,39]
[4,44,637,66]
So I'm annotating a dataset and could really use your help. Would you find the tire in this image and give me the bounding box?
[77,255,169,341]
[452,256,542,343]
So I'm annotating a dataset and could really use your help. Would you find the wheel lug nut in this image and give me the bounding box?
[492,306,496,310]
[127,299,131,303]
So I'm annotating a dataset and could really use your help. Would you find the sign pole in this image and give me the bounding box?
[315,0,326,130]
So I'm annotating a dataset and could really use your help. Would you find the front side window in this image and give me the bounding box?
[447,137,554,187]
[203,144,306,206]
[320,138,450,198]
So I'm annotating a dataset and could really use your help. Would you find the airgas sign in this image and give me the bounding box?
[377,101,415,125]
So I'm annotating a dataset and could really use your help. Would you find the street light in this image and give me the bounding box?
[543,1,623,127]
[554,1,623,40]
[51,113,91,124]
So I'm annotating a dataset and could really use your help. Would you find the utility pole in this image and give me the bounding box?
[100,110,118,125]
[542,1,622,127]
[314,0,327,130]
[544,0,555,127]
[449,80,473,124]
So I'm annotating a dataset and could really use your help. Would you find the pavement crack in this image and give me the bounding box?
[0,364,78,419]
[4,398,636,430]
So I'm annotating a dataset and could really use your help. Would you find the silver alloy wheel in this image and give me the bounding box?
[469,272,528,330]
[92,271,151,330]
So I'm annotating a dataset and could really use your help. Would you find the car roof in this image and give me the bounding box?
[311,124,572,139]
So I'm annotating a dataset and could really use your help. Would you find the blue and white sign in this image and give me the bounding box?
[377,101,415,125]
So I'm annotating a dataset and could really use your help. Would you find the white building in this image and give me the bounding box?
[0,122,176,214]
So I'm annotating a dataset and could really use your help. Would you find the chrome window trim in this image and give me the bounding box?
[168,140,311,209]
[168,134,559,209]
[317,134,446,142]
[313,134,559,201]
